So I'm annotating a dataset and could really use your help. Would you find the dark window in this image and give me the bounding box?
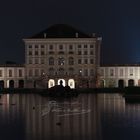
[90,59,94,64]
[69,51,74,54]
[41,51,44,55]
[49,57,54,65]
[35,51,38,55]
[78,51,82,55]
[69,57,74,65]
[90,51,94,55]
[29,51,32,55]
[41,45,44,48]
[29,45,32,48]
[78,45,81,48]
[90,45,94,48]
[69,45,73,50]
[9,70,12,77]
[49,45,53,50]
[84,59,88,64]
[35,45,38,48]
[84,51,87,55]
[84,45,87,48]
[19,69,23,77]
[49,51,54,54]
[78,59,82,64]
[59,45,63,50]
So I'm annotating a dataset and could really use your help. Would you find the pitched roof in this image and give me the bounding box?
[30,24,92,38]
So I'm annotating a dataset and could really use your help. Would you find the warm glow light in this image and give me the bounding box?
[68,79,75,89]
[48,79,55,88]
[57,79,66,86]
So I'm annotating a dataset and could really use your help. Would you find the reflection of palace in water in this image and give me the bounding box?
[1,94,140,140]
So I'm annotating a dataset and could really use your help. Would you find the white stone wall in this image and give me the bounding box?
[100,66,140,87]
[0,66,25,88]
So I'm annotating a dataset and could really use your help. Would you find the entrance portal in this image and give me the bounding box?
[58,79,66,86]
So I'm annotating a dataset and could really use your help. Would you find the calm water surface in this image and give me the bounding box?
[0,93,140,140]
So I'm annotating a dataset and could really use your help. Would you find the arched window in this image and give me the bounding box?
[58,68,64,75]
[49,57,54,65]
[68,57,74,65]
[49,67,55,75]
[69,68,74,75]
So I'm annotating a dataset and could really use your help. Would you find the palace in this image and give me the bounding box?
[0,24,139,89]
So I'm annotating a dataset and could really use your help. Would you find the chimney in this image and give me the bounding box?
[44,33,47,38]
[75,32,79,38]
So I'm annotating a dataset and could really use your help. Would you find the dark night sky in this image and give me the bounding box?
[0,0,140,64]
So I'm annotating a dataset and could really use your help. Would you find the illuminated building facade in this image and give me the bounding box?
[23,24,102,88]
[100,64,140,88]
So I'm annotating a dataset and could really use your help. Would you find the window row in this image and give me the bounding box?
[28,68,94,77]
[27,50,95,56]
[100,68,136,77]
[28,58,94,65]
[0,69,24,77]
[28,44,95,50]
